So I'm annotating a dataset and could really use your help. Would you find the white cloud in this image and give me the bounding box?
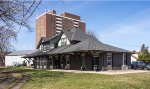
[98,8,150,51]
[100,8,150,39]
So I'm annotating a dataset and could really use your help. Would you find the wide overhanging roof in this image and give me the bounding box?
[23,28,132,58]
[23,51,45,58]
[46,38,130,55]
[56,38,130,54]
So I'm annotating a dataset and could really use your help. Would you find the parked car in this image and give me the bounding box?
[146,64,150,70]
[131,61,145,70]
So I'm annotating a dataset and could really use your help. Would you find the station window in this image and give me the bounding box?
[107,53,112,66]
[61,38,67,46]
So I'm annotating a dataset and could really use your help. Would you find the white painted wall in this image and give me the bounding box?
[5,55,33,67]
[58,34,70,46]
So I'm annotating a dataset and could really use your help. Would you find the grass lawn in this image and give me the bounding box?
[1,67,150,89]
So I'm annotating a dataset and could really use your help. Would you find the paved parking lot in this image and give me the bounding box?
[50,69,150,75]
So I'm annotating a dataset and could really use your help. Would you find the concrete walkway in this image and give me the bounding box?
[50,69,150,75]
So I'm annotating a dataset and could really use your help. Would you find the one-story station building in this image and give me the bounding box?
[23,28,132,71]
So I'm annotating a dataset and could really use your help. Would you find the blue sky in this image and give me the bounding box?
[13,1,150,52]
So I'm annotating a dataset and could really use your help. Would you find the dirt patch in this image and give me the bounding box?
[0,70,30,89]
[11,75,30,89]
[0,77,16,83]
[0,73,17,89]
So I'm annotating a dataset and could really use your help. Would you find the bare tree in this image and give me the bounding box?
[0,0,42,31]
[86,29,97,39]
[0,0,41,66]
[0,26,17,65]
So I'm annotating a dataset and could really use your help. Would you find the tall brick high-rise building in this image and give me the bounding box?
[36,10,86,47]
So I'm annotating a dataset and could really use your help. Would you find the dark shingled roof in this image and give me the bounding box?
[46,45,70,55]
[42,32,62,43]
[23,45,70,57]
[7,50,37,56]
[63,28,94,41]
[24,28,131,58]
[58,38,130,53]
[23,51,44,58]
[46,38,130,55]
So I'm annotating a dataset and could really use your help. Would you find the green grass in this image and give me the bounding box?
[1,67,150,89]
[23,69,150,89]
